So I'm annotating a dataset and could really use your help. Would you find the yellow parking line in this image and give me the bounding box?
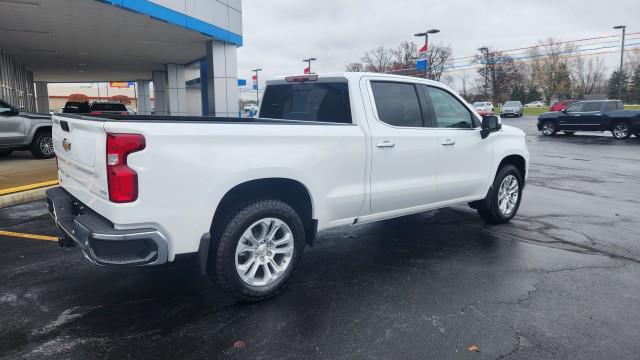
[0,230,58,242]
[0,180,59,196]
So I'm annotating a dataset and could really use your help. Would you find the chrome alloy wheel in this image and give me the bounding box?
[541,122,555,136]
[497,175,519,216]
[235,218,294,287]
[613,122,629,139]
[40,136,54,156]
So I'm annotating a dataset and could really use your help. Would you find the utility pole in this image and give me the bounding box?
[251,68,262,106]
[414,29,439,79]
[613,25,626,100]
[303,58,317,74]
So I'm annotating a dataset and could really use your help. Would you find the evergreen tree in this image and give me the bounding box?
[510,85,526,102]
[526,86,542,103]
[607,70,629,100]
[628,66,640,104]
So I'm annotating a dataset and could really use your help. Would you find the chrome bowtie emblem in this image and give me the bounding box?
[62,138,72,152]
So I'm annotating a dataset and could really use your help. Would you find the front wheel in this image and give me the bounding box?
[611,121,631,140]
[210,199,305,303]
[541,121,557,136]
[475,165,523,224]
[30,132,55,159]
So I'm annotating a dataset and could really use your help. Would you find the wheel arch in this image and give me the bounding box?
[210,178,316,247]
[29,124,52,143]
[497,154,527,183]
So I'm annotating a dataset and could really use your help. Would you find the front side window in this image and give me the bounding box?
[566,103,583,113]
[582,102,601,112]
[260,82,352,123]
[425,86,474,128]
[370,81,423,128]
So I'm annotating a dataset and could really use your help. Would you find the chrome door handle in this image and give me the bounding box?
[376,140,395,148]
[441,138,455,146]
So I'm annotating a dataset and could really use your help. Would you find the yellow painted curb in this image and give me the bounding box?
[0,230,58,242]
[0,180,59,196]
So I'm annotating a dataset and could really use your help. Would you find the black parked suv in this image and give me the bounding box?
[537,100,640,140]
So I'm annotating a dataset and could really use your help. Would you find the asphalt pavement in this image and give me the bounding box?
[1,117,640,359]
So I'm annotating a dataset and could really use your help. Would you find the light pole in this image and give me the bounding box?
[613,25,626,100]
[414,29,439,79]
[251,68,262,106]
[303,58,317,74]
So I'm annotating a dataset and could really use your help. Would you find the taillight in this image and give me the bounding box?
[106,133,145,203]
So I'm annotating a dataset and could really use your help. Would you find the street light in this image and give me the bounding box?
[303,58,317,74]
[414,29,440,79]
[613,25,626,100]
[251,68,262,107]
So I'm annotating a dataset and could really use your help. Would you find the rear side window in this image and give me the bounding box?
[260,82,352,123]
[607,101,623,111]
[91,103,127,111]
[370,81,423,127]
[582,102,601,112]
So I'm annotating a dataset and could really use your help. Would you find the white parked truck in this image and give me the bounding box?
[46,73,529,302]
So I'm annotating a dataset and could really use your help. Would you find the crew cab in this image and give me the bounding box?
[46,73,529,302]
[537,100,640,139]
[0,99,54,158]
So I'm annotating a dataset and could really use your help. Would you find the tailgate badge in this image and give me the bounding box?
[62,138,72,152]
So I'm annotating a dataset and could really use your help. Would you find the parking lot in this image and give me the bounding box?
[1,116,639,359]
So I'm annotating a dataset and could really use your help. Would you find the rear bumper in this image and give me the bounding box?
[46,187,168,268]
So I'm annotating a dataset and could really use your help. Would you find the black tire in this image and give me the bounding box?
[475,165,523,224]
[540,121,557,136]
[611,121,631,140]
[0,150,13,158]
[210,199,305,303]
[563,131,576,135]
[30,131,55,159]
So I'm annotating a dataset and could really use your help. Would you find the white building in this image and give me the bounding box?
[0,0,242,116]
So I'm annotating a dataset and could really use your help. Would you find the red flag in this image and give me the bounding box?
[419,43,428,53]
[304,66,310,74]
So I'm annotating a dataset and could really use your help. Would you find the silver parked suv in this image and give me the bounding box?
[0,100,54,159]
[501,101,523,117]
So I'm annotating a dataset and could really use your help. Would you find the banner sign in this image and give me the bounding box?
[109,82,134,88]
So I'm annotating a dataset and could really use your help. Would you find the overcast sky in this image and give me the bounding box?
[237,0,639,94]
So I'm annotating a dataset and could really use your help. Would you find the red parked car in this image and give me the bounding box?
[550,100,578,112]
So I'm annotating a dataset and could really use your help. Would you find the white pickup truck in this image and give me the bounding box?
[46,73,528,302]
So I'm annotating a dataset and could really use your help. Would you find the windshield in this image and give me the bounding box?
[472,102,485,107]
[504,101,520,106]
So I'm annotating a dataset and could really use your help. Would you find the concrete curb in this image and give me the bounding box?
[0,186,55,209]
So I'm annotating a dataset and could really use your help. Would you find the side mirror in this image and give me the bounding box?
[480,115,502,139]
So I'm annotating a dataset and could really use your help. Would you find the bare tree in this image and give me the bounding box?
[345,62,365,72]
[529,39,576,101]
[361,46,393,73]
[424,44,453,81]
[459,70,470,99]
[572,55,607,98]
[474,47,523,103]
[391,41,419,70]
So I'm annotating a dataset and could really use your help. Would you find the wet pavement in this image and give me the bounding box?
[1,117,639,359]
[0,151,57,190]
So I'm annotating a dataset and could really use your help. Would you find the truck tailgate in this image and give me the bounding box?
[52,115,109,201]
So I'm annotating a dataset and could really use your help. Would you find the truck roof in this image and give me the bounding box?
[266,72,455,90]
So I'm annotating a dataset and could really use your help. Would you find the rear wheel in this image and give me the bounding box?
[0,150,12,158]
[210,199,305,303]
[611,121,631,140]
[30,131,55,159]
[475,165,523,224]
[541,121,557,136]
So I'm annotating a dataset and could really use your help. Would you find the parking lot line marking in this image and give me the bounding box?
[0,180,59,196]
[0,230,58,242]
